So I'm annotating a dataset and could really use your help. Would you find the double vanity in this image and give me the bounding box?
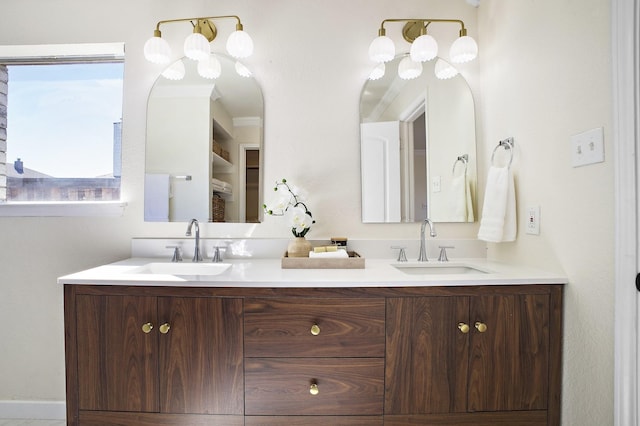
[60,246,566,426]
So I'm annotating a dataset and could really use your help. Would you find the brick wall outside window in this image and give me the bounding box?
[0,65,7,201]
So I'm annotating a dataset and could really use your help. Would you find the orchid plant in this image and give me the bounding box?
[263,179,315,238]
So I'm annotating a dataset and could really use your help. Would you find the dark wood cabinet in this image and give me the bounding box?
[385,286,562,426]
[244,297,385,422]
[64,283,562,426]
[66,286,243,425]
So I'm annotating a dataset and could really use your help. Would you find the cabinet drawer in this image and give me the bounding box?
[245,416,383,426]
[245,358,384,415]
[244,298,385,357]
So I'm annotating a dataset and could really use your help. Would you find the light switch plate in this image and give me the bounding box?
[432,176,441,193]
[526,205,540,235]
[571,127,604,167]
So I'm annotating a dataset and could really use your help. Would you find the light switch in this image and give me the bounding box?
[432,176,441,193]
[571,127,604,167]
[526,205,540,235]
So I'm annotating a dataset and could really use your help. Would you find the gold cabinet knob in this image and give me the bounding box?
[309,383,319,395]
[159,323,171,334]
[475,321,488,333]
[310,324,320,336]
[458,322,470,334]
[141,322,153,334]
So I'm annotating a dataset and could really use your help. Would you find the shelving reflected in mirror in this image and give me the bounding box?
[145,54,264,223]
[360,54,477,223]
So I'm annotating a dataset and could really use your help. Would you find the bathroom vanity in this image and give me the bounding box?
[60,258,565,426]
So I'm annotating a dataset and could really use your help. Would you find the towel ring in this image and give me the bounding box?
[490,138,514,168]
[452,154,468,176]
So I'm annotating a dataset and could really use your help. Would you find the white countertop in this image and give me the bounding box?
[57,257,568,288]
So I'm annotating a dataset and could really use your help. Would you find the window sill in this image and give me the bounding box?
[0,201,127,217]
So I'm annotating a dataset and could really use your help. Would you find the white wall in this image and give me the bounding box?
[0,0,614,424]
[477,0,613,424]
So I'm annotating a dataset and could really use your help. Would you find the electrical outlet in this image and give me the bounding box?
[571,127,604,167]
[526,205,540,235]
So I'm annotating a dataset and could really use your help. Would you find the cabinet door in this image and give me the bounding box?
[385,297,470,414]
[158,297,243,414]
[468,294,549,412]
[76,295,158,412]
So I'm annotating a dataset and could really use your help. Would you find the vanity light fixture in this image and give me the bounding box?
[434,58,459,80]
[161,59,186,80]
[144,15,254,79]
[368,18,477,79]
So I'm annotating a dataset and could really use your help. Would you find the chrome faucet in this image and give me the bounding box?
[418,218,437,262]
[185,218,203,262]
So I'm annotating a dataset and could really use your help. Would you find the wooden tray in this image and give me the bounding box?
[281,251,365,269]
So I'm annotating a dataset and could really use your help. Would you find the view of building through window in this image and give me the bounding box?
[0,61,124,202]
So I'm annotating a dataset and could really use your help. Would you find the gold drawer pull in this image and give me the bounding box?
[141,322,153,334]
[475,321,488,333]
[159,323,171,334]
[310,324,320,336]
[458,322,470,334]
[309,382,319,395]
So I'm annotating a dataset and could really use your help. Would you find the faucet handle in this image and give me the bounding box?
[166,245,183,262]
[438,245,454,262]
[391,246,408,262]
[211,246,224,263]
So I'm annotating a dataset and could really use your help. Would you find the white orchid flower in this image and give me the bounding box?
[286,205,312,233]
[264,179,315,237]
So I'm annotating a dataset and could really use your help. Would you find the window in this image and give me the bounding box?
[0,43,125,215]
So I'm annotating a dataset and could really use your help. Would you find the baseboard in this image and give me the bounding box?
[0,400,65,420]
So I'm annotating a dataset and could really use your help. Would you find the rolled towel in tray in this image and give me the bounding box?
[308,249,349,259]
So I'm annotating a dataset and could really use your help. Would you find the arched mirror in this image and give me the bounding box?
[360,54,477,223]
[145,54,264,223]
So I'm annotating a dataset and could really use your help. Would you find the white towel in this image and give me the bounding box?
[477,166,516,242]
[144,174,170,222]
[449,174,474,222]
[308,249,349,259]
[212,178,232,193]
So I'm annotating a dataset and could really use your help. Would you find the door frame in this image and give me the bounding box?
[238,143,260,223]
[613,0,639,424]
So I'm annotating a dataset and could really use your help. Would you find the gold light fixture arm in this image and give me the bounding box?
[377,18,468,43]
[153,15,244,43]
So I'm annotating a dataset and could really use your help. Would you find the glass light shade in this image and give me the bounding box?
[449,35,478,63]
[368,63,385,80]
[197,55,222,79]
[184,32,211,61]
[368,36,395,63]
[434,58,459,80]
[226,30,254,58]
[398,56,423,80]
[410,34,438,62]
[144,36,172,64]
[161,59,186,80]
[235,61,252,77]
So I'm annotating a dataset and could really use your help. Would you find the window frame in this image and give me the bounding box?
[0,42,127,217]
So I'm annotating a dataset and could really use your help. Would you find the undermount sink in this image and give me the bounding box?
[131,262,231,276]
[392,262,490,275]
